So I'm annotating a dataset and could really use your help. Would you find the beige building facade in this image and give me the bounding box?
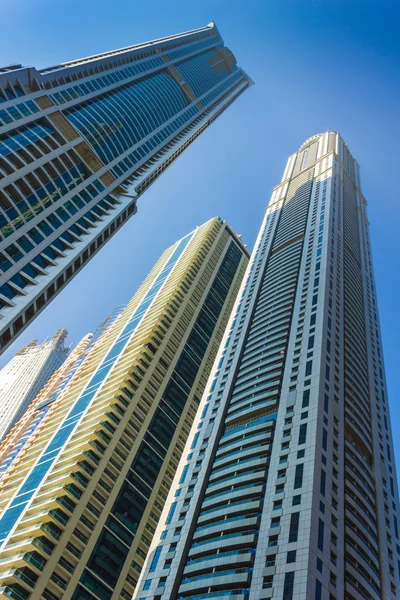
[0,217,248,600]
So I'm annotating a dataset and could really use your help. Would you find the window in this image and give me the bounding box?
[287,550,296,564]
[320,470,326,496]
[288,512,300,543]
[302,390,310,408]
[86,529,130,588]
[298,424,307,445]
[143,580,152,590]
[315,580,322,600]
[265,555,276,567]
[165,502,177,525]
[318,519,324,551]
[294,464,304,489]
[283,572,295,600]
[149,547,162,573]
[179,465,189,485]
[292,495,301,506]
[268,535,278,547]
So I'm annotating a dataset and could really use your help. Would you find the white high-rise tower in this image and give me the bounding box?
[0,329,70,441]
[136,132,400,600]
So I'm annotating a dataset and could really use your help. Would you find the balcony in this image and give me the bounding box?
[184,551,254,576]
[213,445,271,470]
[0,584,31,600]
[179,570,251,595]
[198,501,261,527]
[205,473,266,497]
[216,432,272,458]
[195,515,259,535]
[0,551,46,575]
[189,532,258,558]
[209,457,268,484]
[202,485,264,511]
[0,567,37,590]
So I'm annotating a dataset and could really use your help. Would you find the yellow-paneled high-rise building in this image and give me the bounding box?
[0,217,248,600]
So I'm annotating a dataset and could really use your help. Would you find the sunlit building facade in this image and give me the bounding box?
[0,23,252,353]
[0,217,248,600]
[136,132,400,600]
[0,329,70,443]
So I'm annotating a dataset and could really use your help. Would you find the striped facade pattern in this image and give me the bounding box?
[0,23,252,353]
[136,133,400,600]
[0,217,248,600]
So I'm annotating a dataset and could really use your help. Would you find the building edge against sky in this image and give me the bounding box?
[0,329,70,443]
[136,132,400,600]
[0,217,249,600]
[0,22,253,354]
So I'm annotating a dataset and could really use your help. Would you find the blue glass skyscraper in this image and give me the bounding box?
[0,23,252,352]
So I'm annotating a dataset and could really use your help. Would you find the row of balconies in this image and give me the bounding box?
[209,457,269,485]
[205,470,267,498]
[216,431,273,462]
[198,500,262,528]
[179,569,252,596]
[202,484,264,512]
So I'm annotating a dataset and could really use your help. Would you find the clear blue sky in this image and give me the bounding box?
[1,0,400,466]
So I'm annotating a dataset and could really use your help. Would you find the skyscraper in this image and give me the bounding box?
[0,23,253,353]
[0,329,70,442]
[0,217,248,600]
[136,132,400,600]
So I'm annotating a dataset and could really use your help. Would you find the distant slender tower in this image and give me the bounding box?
[0,217,248,600]
[0,333,92,481]
[0,329,70,441]
[0,22,253,353]
[0,306,125,481]
[136,132,400,600]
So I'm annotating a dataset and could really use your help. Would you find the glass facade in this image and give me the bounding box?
[0,23,252,353]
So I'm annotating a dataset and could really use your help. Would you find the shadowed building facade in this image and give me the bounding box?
[136,132,400,600]
[0,23,252,353]
[0,217,248,600]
